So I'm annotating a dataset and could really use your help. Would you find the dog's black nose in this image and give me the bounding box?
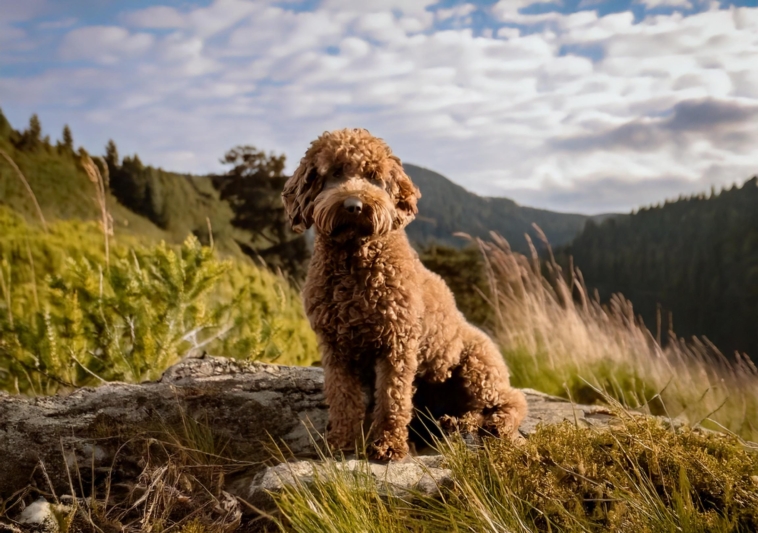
[343,197,363,214]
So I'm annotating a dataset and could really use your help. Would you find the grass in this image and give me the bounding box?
[468,229,758,443]
[274,409,758,532]
[0,404,250,533]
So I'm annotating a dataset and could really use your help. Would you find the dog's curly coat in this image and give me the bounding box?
[282,129,527,461]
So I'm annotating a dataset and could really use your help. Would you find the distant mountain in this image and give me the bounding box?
[560,177,758,360]
[403,164,615,253]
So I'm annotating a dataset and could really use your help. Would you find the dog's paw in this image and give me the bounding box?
[438,415,482,447]
[481,410,521,440]
[438,415,460,434]
[369,434,409,462]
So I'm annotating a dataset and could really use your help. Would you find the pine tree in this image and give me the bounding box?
[28,114,41,142]
[62,125,74,151]
[105,139,119,168]
[0,108,12,138]
[16,113,43,150]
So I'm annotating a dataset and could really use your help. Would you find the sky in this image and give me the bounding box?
[1,0,757,214]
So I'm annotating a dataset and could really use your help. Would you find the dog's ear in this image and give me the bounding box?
[282,155,323,233]
[389,156,421,228]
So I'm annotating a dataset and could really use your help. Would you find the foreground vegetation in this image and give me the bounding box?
[277,414,758,533]
[0,207,318,394]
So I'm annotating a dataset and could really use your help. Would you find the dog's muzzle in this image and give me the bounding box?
[343,197,363,215]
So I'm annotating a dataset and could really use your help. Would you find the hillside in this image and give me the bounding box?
[0,110,246,258]
[403,164,616,252]
[561,177,758,360]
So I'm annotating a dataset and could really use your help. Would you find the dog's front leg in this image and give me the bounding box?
[323,357,366,453]
[370,351,418,461]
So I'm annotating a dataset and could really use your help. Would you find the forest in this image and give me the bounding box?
[559,179,758,360]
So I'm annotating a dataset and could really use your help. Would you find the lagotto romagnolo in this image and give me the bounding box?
[282,129,527,461]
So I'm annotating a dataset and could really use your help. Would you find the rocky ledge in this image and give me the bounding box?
[0,355,619,519]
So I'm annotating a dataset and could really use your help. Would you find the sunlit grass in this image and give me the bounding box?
[471,229,758,442]
[273,408,758,533]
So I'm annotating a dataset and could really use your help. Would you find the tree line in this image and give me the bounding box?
[558,178,758,361]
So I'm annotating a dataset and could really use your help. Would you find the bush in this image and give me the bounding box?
[0,208,318,394]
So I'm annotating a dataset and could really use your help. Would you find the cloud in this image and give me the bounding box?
[60,26,154,64]
[0,0,48,22]
[664,98,756,131]
[0,0,48,54]
[123,6,186,29]
[37,17,77,29]
[3,0,758,214]
[551,98,758,156]
[503,175,700,214]
[635,0,693,9]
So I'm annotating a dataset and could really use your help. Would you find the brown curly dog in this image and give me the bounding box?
[282,128,527,461]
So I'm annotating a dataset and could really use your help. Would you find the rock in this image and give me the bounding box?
[14,498,71,533]
[0,355,618,499]
[234,455,452,511]
[0,356,327,499]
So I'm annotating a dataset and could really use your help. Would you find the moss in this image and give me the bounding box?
[474,418,758,531]
[177,519,222,533]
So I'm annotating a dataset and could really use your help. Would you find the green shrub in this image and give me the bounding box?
[0,208,318,394]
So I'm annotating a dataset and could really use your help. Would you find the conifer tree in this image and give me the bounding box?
[16,113,43,150]
[28,114,41,143]
[62,125,74,151]
[105,139,119,168]
[0,107,10,138]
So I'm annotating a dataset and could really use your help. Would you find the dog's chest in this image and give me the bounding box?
[307,242,414,350]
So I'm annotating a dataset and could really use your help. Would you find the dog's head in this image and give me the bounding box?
[281,128,420,242]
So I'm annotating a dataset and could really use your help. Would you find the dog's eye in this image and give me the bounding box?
[331,167,343,178]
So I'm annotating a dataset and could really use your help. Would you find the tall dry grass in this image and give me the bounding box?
[472,227,758,441]
[79,152,113,268]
